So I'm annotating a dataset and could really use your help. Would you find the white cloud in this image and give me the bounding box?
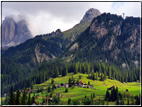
[2,2,141,36]
[110,2,141,17]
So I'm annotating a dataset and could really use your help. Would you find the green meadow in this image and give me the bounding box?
[30,73,140,104]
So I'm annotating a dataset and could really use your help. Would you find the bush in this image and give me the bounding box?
[68,98,72,105]
[79,75,82,79]
[72,100,80,105]
[65,88,68,93]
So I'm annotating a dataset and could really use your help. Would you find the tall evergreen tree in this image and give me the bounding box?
[56,67,59,77]
[98,64,102,77]
[105,89,110,101]
[96,72,98,80]
[127,98,129,105]
[108,67,111,79]
[16,88,21,105]
[69,77,72,87]
[88,81,90,85]
[75,63,79,74]
[116,98,119,105]
[8,86,15,105]
[51,79,54,85]
[111,87,115,101]
[28,93,31,105]
[21,86,27,105]
[48,86,51,93]
[68,98,72,105]
[115,87,118,101]
[76,78,79,85]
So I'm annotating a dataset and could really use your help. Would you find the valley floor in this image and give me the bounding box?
[30,73,140,105]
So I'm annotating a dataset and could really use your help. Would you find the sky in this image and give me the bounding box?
[2,1,141,37]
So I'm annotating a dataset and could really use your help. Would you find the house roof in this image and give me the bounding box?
[79,81,83,85]
[27,88,31,92]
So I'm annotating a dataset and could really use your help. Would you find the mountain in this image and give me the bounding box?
[80,8,101,23]
[1,28,67,94]
[63,8,101,47]
[1,8,101,95]
[62,13,140,70]
[1,10,140,96]
[2,16,32,47]
[2,8,101,68]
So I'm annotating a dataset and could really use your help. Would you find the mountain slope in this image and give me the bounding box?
[1,8,102,96]
[2,8,101,75]
[62,13,140,69]
[63,8,101,47]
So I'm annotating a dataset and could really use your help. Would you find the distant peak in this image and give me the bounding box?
[80,8,101,23]
[56,29,61,33]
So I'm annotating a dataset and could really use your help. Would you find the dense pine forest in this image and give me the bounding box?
[1,61,140,105]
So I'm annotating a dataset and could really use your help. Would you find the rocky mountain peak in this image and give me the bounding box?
[55,29,61,34]
[2,16,32,47]
[80,8,101,23]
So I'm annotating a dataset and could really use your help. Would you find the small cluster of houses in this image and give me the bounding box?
[4,88,32,97]
[54,81,93,89]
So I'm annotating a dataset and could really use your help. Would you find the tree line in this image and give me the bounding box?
[2,61,140,97]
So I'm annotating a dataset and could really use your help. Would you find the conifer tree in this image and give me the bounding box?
[16,88,21,105]
[69,77,72,87]
[28,93,31,105]
[111,87,115,101]
[98,64,102,77]
[21,86,27,105]
[88,81,90,85]
[105,89,110,101]
[115,87,118,101]
[76,79,79,85]
[116,98,119,105]
[8,86,15,105]
[48,86,51,93]
[108,67,111,79]
[127,98,129,105]
[51,79,54,85]
[68,98,72,105]
[56,67,59,77]
[65,88,68,93]
[93,93,95,98]
[96,72,98,80]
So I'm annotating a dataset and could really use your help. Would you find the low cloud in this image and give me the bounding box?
[2,2,141,36]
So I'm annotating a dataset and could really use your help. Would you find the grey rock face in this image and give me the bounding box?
[80,8,101,23]
[2,16,32,47]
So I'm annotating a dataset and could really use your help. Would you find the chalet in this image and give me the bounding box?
[56,93,61,97]
[58,83,61,88]
[64,83,69,88]
[83,84,87,88]
[79,81,83,87]
[89,85,93,88]
[55,85,58,89]
[48,97,53,101]
[27,88,32,93]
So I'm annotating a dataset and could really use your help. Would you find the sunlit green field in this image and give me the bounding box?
[31,73,140,104]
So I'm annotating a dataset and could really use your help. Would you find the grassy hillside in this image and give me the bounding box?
[30,73,140,104]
